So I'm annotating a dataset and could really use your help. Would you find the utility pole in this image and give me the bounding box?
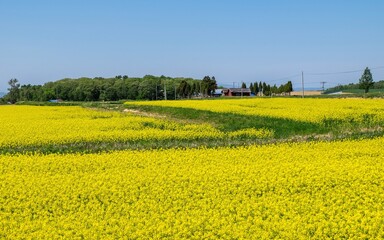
[175,84,177,100]
[155,84,157,100]
[164,81,167,100]
[301,71,304,98]
[320,81,326,92]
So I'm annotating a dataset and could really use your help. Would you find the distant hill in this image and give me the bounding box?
[324,80,384,94]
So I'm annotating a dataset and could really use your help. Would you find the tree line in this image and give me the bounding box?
[2,74,295,103]
[2,75,218,103]
[245,81,293,96]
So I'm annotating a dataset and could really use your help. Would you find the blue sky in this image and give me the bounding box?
[1,0,383,92]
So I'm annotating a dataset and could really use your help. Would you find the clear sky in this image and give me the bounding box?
[1,0,383,92]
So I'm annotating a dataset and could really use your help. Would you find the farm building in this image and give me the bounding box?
[222,88,251,97]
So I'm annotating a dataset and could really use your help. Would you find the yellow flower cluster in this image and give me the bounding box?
[126,98,384,124]
[0,106,233,148]
[1,137,384,238]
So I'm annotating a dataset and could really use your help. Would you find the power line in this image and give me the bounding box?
[220,66,384,89]
[308,70,362,76]
[265,74,301,84]
[371,66,384,70]
[307,66,384,76]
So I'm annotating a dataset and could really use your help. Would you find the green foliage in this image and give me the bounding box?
[253,82,259,94]
[201,76,217,97]
[286,81,293,92]
[177,80,192,98]
[359,67,374,93]
[262,82,269,96]
[324,79,384,95]
[249,81,292,96]
[5,78,20,103]
[14,76,204,102]
[249,82,254,92]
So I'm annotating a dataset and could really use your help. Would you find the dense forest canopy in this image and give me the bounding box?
[1,75,294,103]
[2,75,216,102]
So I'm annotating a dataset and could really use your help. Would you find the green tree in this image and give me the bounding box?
[201,76,217,97]
[286,81,293,93]
[190,82,196,97]
[193,82,200,96]
[271,84,278,95]
[114,79,128,99]
[19,84,33,101]
[265,84,271,96]
[3,75,202,102]
[262,82,267,96]
[254,82,259,95]
[138,78,158,100]
[241,82,247,88]
[359,67,374,93]
[127,80,139,100]
[177,80,192,98]
[7,78,20,103]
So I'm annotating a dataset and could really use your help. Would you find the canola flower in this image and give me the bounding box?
[0,106,273,149]
[1,137,384,239]
[126,98,384,124]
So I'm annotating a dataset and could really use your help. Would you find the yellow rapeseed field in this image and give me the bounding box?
[0,105,248,149]
[1,101,384,238]
[1,138,384,238]
[126,98,384,124]
[0,106,274,149]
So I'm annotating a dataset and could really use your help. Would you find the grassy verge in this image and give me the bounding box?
[124,104,384,137]
[125,105,324,137]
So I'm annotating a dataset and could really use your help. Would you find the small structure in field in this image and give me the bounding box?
[222,88,251,97]
[212,89,224,97]
[48,99,63,103]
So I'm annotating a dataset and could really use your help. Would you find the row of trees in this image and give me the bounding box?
[244,81,293,96]
[2,75,218,103]
[3,68,377,103]
[2,76,293,103]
